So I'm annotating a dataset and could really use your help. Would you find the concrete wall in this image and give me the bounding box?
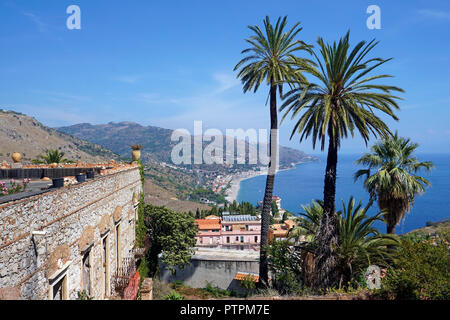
[159,257,259,293]
[0,166,142,300]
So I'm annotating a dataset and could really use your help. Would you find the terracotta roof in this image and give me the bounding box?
[284,220,296,229]
[270,224,289,237]
[195,219,221,230]
[234,272,259,282]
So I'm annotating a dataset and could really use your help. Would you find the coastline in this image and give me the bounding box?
[225,169,267,203]
[224,164,303,203]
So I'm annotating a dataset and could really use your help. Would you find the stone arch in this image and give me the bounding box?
[99,214,111,235]
[113,205,123,222]
[47,244,71,278]
[78,226,95,252]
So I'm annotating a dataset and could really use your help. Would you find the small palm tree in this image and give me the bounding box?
[336,198,397,287]
[288,200,323,243]
[280,31,404,290]
[355,133,434,234]
[32,149,73,164]
[234,16,311,285]
[289,197,398,289]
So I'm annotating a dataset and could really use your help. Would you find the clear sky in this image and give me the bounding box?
[1,0,449,154]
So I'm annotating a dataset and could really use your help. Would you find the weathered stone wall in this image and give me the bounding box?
[0,167,142,300]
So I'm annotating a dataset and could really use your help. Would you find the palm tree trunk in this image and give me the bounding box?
[314,134,339,290]
[387,224,396,234]
[259,83,278,287]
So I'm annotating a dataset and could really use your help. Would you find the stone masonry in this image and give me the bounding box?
[0,164,142,300]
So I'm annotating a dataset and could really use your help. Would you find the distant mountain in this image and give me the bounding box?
[58,121,319,167]
[0,109,118,164]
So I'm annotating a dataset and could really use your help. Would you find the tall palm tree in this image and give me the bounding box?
[280,31,404,290]
[32,149,73,164]
[289,197,398,288]
[355,132,434,234]
[234,16,310,285]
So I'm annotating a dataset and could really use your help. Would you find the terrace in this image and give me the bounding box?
[0,162,138,205]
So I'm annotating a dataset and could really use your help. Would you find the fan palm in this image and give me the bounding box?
[289,197,398,289]
[280,31,403,289]
[32,149,72,164]
[234,16,311,285]
[355,132,434,234]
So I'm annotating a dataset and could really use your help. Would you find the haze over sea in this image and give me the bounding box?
[237,154,450,234]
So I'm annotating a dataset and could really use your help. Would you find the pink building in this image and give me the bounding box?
[221,214,261,250]
[194,214,261,250]
[195,216,221,247]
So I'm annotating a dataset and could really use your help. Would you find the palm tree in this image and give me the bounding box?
[355,132,434,234]
[280,31,404,289]
[234,16,311,285]
[32,149,72,164]
[289,197,398,289]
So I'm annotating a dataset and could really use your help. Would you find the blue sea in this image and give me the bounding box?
[237,154,450,234]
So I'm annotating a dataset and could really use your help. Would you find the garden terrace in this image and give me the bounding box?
[0,162,138,205]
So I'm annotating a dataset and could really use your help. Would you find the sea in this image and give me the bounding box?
[237,154,450,234]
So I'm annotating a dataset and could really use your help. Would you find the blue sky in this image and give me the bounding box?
[0,0,449,154]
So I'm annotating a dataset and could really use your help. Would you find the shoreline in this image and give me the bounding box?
[224,164,302,203]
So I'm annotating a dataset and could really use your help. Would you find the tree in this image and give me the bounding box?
[290,197,398,289]
[32,149,73,164]
[144,204,197,276]
[234,16,310,285]
[355,133,434,234]
[280,31,403,290]
[271,200,280,218]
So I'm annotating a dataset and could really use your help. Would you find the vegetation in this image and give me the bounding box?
[285,197,398,291]
[189,187,226,204]
[234,15,311,285]
[0,179,30,197]
[203,281,231,298]
[280,31,403,290]
[379,238,450,300]
[76,290,93,300]
[163,291,185,300]
[143,204,197,276]
[32,149,73,164]
[355,133,434,234]
[266,240,305,295]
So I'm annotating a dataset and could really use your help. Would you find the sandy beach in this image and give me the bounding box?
[224,169,268,203]
[224,166,301,203]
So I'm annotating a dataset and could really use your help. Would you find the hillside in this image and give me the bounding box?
[143,178,211,214]
[0,109,118,164]
[57,121,319,167]
[407,219,450,237]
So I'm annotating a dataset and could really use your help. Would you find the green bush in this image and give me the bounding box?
[163,290,185,300]
[266,241,305,295]
[203,281,230,298]
[380,239,450,300]
[76,290,93,300]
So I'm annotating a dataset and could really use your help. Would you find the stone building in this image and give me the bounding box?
[0,162,142,300]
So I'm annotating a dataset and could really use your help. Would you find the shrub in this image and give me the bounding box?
[380,239,450,300]
[163,290,185,300]
[152,279,172,300]
[76,290,93,300]
[266,241,305,295]
[203,281,230,298]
